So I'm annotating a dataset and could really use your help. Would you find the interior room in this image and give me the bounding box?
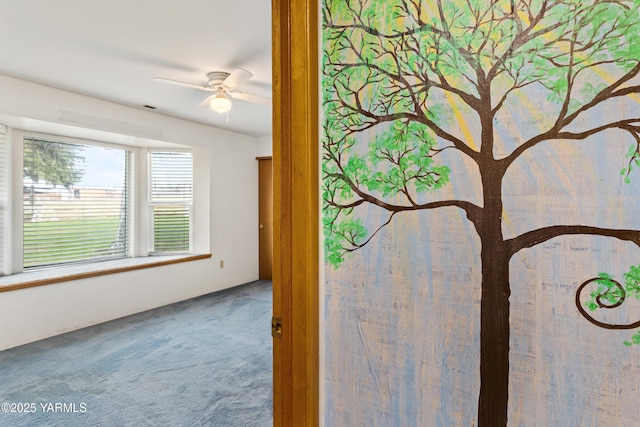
[0,1,274,425]
[3,1,639,427]
[0,0,273,351]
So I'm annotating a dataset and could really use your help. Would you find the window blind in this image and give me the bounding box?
[0,126,7,275]
[149,151,193,253]
[23,137,131,268]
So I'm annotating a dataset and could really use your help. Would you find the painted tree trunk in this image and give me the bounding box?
[477,235,510,427]
[476,142,510,425]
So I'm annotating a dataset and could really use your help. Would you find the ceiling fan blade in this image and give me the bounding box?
[228,91,271,105]
[223,69,253,90]
[153,77,211,91]
[196,94,216,108]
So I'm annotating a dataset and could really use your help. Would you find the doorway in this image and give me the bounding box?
[258,157,273,280]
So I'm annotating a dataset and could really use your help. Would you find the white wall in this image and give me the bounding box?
[0,74,262,350]
[256,134,273,157]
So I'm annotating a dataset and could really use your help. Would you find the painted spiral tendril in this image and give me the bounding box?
[575,277,640,330]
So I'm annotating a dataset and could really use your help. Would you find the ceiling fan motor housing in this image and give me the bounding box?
[207,71,231,89]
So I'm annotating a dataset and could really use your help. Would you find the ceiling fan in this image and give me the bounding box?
[153,69,270,114]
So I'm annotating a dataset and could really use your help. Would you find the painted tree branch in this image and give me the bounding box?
[575,277,640,330]
[505,225,640,257]
[502,114,640,172]
[344,212,397,252]
[326,91,480,161]
[561,61,640,127]
[325,55,481,159]
[330,167,482,221]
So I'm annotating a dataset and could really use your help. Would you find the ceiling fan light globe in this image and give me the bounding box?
[210,96,232,114]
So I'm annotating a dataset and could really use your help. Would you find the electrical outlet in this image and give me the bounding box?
[220,260,224,268]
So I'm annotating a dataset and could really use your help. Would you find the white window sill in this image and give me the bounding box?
[0,254,212,293]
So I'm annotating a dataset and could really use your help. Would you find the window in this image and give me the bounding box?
[0,129,195,275]
[22,137,131,268]
[149,152,193,253]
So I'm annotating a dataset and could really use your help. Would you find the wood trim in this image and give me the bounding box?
[0,254,212,293]
[272,0,319,425]
[256,156,273,160]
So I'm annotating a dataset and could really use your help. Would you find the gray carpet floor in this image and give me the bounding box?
[0,280,273,427]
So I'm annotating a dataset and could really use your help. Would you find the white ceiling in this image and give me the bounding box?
[0,0,273,137]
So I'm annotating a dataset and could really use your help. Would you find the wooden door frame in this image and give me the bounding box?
[272,0,319,426]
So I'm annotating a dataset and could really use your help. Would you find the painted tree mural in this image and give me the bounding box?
[321,1,640,426]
